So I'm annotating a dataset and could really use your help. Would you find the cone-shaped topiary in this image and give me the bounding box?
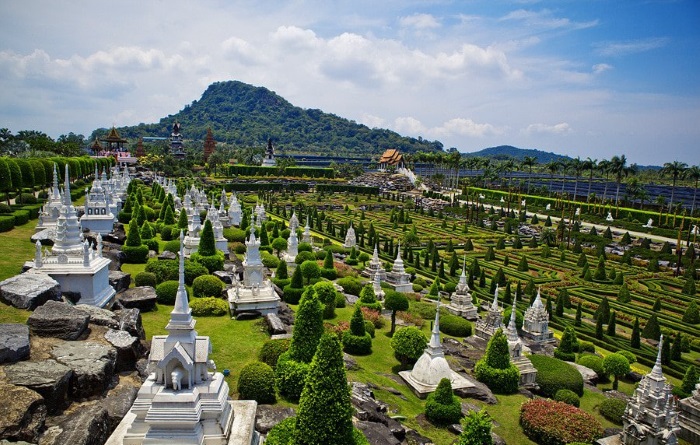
[617,284,631,303]
[555,325,578,361]
[198,219,216,256]
[474,329,519,394]
[276,259,288,280]
[177,208,188,229]
[631,317,641,348]
[343,305,372,355]
[294,333,359,445]
[140,220,154,240]
[289,289,324,364]
[683,300,700,324]
[126,218,142,247]
[163,205,176,225]
[641,313,661,339]
[425,378,462,425]
[517,255,529,272]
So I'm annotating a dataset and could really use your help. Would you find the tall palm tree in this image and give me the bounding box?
[448,150,462,190]
[522,156,537,194]
[656,195,667,226]
[545,160,560,197]
[686,165,700,216]
[583,157,598,201]
[598,159,612,211]
[610,155,636,216]
[660,161,688,212]
[569,157,584,202]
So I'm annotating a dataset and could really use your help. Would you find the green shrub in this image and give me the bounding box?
[599,398,627,425]
[223,227,247,243]
[0,203,12,213]
[578,341,595,354]
[391,326,427,367]
[282,286,304,304]
[258,339,291,369]
[363,320,375,338]
[335,293,347,308]
[11,209,29,225]
[122,245,149,264]
[576,354,607,382]
[192,274,224,298]
[184,260,209,285]
[163,239,181,253]
[261,251,280,268]
[616,350,636,364]
[554,389,580,407]
[238,361,276,404]
[190,251,225,273]
[265,417,296,445]
[190,297,228,316]
[134,272,157,287]
[275,352,309,402]
[520,399,603,445]
[530,354,584,398]
[474,329,519,394]
[337,277,364,296]
[155,280,182,305]
[425,378,462,425]
[439,313,472,337]
[0,215,14,232]
[294,251,316,264]
[342,331,373,355]
[143,238,159,253]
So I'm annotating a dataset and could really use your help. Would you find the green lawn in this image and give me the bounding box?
[0,222,38,281]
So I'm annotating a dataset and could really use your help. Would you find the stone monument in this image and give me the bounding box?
[521,289,554,345]
[505,297,537,385]
[372,267,385,301]
[283,226,298,265]
[344,222,356,249]
[363,244,386,282]
[445,258,478,320]
[36,163,63,233]
[228,193,242,227]
[475,286,503,341]
[107,232,259,445]
[399,302,474,398]
[679,375,700,443]
[301,216,312,244]
[80,165,116,235]
[261,138,276,167]
[385,243,412,293]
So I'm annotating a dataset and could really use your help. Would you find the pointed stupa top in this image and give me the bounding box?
[459,255,468,286]
[651,334,664,378]
[506,296,519,342]
[428,301,442,350]
[491,285,500,311]
[62,164,72,206]
[532,287,544,309]
[165,231,197,338]
[304,215,310,230]
[372,244,380,262]
[51,163,60,200]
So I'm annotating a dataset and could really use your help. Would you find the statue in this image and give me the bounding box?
[546,204,551,210]
[606,212,614,222]
[575,207,581,216]
[643,218,654,228]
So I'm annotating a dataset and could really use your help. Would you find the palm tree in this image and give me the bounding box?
[545,160,560,197]
[686,165,700,216]
[583,157,598,201]
[569,157,585,202]
[656,195,667,226]
[660,161,688,212]
[522,156,537,194]
[448,150,462,190]
[610,155,637,216]
[598,159,612,212]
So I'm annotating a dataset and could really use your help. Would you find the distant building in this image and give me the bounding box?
[134,138,145,158]
[170,122,185,160]
[378,148,405,171]
[203,127,216,162]
[93,127,137,164]
[262,138,276,166]
[100,126,128,152]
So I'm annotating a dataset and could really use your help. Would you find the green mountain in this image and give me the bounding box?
[91,80,444,157]
[463,145,572,163]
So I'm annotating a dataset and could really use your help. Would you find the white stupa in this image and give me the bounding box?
[282,226,298,265]
[80,165,116,235]
[399,302,474,398]
[372,267,385,301]
[363,244,387,282]
[107,232,259,445]
[385,243,412,293]
[183,209,202,257]
[344,222,356,248]
[228,194,241,227]
[521,289,554,345]
[35,163,63,233]
[505,296,537,385]
[446,257,478,320]
[475,285,503,341]
[301,216,312,244]
[206,206,229,255]
[289,211,299,233]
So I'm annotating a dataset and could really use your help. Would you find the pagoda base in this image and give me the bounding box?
[80,216,116,235]
[228,284,280,317]
[445,304,479,321]
[680,395,700,444]
[399,369,473,399]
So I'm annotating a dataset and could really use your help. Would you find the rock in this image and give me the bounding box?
[344,353,361,371]
[350,383,405,441]
[116,287,157,312]
[30,228,55,246]
[345,294,359,305]
[254,405,295,434]
[108,271,131,293]
[0,272,61,310]
[101,247,125,271]
[264,313,286,335]
[0,382,46,443]
[51,341,117,399]
[403,429,433,445]
[0,324,30,363]
[627,371,643,383]
[4,359,73,414]
[104,329,142,372]
[492,432,507,445]
[103,224,126,245]
[453,374,497,404]
[102,375,140,431]
[28,300,90,340]
[75,304,119,329]
[135,358,150,379]
[276,302,295,326]
[571,362,599,385]
[603,427,623,438]
[157,251,177,261]
[114,308,145,340]
[213,270,232,284]
[39,402,109,445]
[355,420,401,445]
[604,390,631,403]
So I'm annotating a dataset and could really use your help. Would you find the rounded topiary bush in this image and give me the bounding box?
[474,329,520,394]
[275,351,310,402]
[578,341,595,354]
[258,338,291,370]
[190,297,228,316]
[520,399,603,445]
[335,292,347,308]
[145,258,178,284]
[439,312,472,337]
[192,274,224,298]
[425,378,462,425]
[530,354,584,398]
[122,245,149,264]
[343,331,372,355]
[163,239,181,253]
[190,251,224,274]
[155,280,182,305]
[237,361,276,404]
[264,416,296,445]
[391,327,427,368]
[554,389,581,407]
[576,354,608,382]
[599,397,627,425]
[184,260,209,285]
[134,272,157,288]
[282,286,304,305]
[616,350,636,364]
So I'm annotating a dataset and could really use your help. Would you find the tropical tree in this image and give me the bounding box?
[522,156,537,194]
[568,157,585,202]
[686,165,700,216]
[584,157,598,200]
[661,161,688,212]
[545,160,560,197]
[597,159,612,212]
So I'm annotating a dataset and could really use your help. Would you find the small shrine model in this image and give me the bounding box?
[27,165,115,307]
[504,297,537,385]
[228,194,242,227]
[170,121,185,160]
[283,227,298,265]
[372,268,385,301]
[679,373,700,443]
[384,243,412,293]
[475,286,503,341]
[261,138,276,167]
[254,203,266,226]
[80,166,116,235]
[363,245,387,282]
[206,206,229,255]
[343,223,356,249]
[227,226,280,316]
[36,163,65,232]
[521,289,554,345]
[107,232,259,445]
[445,259,478,320]
[399,302,473,398]
[301,216,312,244]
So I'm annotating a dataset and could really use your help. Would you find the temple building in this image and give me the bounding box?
[100,126,128,152]
[203,127,216,163]
[80,166,116,235]
[36,163,64,232]
[475,286,503,341]
[107,232,259,445]
[598,336,680,445]
[170,122,185,160]
[27,165,115,307]
[134,138,146,158]
[679,375,700,443]
[384,244,412,293]
[363,245,387,282]
[504,297,537,386]
[378,148,405,171]
[399,302,473,398]
[445,259,478,320]
[261,138,275,167]
[228,226,280,316]
[521,289,554,345]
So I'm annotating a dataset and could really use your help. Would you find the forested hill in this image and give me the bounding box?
[91,80,444,157]
[464,145,571,163]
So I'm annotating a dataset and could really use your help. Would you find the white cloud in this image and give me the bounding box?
[399,13,441,29]
[394,116,426,134]
[500,9,598,31]
[594,38,669,57]
[523,122,572,135]
[360,113,386,129]
[592,63,612,74]
[432,118,501,138]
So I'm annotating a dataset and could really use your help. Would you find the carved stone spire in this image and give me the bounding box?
[165,231,196,341]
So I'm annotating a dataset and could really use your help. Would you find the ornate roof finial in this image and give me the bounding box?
[429,300,442,349]
[651,334,664,377]
[491,284,500,310]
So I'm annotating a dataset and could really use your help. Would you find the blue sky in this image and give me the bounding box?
[0,0,698,165]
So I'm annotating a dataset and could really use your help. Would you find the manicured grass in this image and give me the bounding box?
[0,222,38,281]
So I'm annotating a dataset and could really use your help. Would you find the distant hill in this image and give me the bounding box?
[90,80,444,157]
[463,145,572,164]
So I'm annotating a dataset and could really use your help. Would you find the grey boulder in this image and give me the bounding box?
[0,272,61,310]
[75,304,119,329]
[0,323,30,364]
[28,300,90,340]
[50,341,116,400]
[4,359,73,414]
[39,402,109,445]
[108,270,131,293]
[0,382,46,443]
[117,286,157,312]
[114,308,146,340]
[104,329,143,372]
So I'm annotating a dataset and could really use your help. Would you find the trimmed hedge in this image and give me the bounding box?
[122,245,149,264]
[192,274,224,298]
[134,272,157,287]
[275,351,310,402]
[576,354,607,382]
[0,215,15,232]
[425,378,463,425]
[237,361,276,404]
[11,209,29,225]
[190,297,228,316]
[439,313,472,337]
[155,280,182,305]
[530,354,584,398]
[342,331,372,355]
[258,338,291,369]
[599,398,626,425]
[282,286,304,304]
[554,389,580,407]
[520,399,603,445]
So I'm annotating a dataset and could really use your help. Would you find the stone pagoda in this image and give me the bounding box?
[344,223,356,248]
[289,211,299,233]
[206,206,229,255]
[475,286,503,341]
[505,297,537,385]
[301,216,312,244]
[169,121,185,160]
[521,289,554,345]
[399,302,474,398]
[385,243,412,293]
[363,244,386,282]
[283,227,298,265]
[261,138,276,167]
[598,336,680,445]
[107,232,259,445]
[228,194,242,227]
[446,259,478,320]
[254,203,266,226]
[36,163,64,233]
[203,127,215,163]
[183,209,202,257]
[227,226,280,316]
[27,165,115,307]
[679,376,700,443]
[217,190,230,228]
[372,268,385,301]
[80,166,116,235]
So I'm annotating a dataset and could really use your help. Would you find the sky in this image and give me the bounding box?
[0,0,699,166]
